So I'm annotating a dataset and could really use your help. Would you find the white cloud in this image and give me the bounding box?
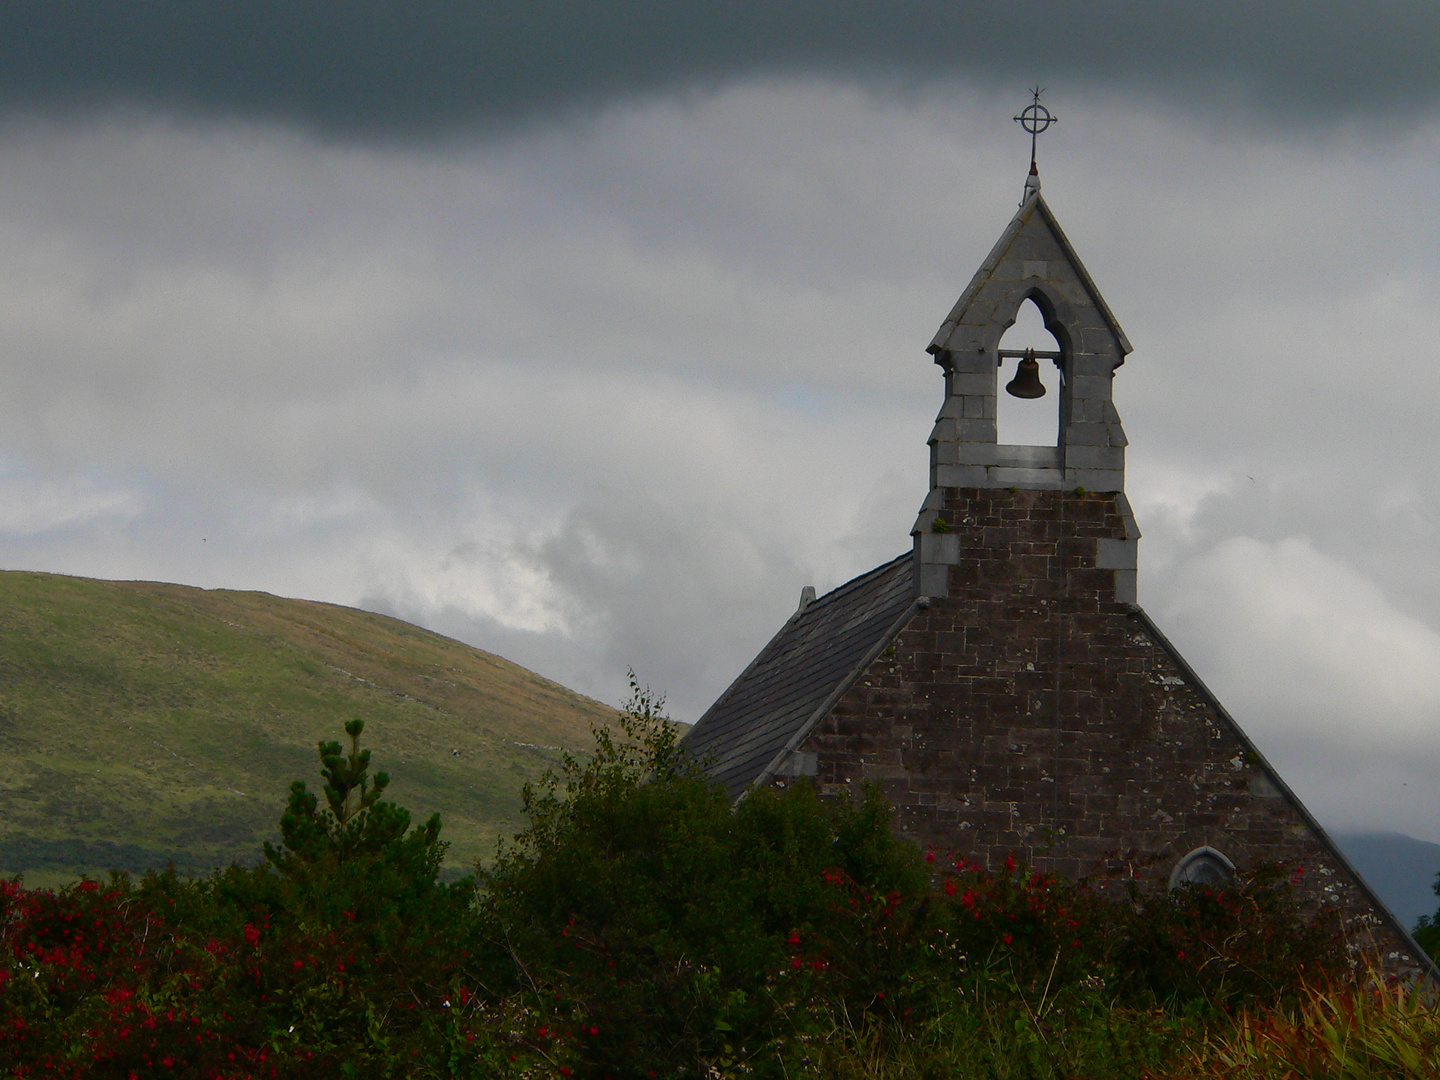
[0,466,141,535]
[1156,536,1440,839]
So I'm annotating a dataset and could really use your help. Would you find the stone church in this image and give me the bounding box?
[681,158,1431,975]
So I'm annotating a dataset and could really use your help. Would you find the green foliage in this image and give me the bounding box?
[1412,868,1440,962]
[476,673,934,1074]
[266,717,436,869]
[0,691,1407,1079]
[1111,862,1346,1008]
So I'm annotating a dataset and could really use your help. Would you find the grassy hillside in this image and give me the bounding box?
[0,570,617,884]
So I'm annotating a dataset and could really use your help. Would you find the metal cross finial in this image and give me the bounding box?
[1014,87,1057,174]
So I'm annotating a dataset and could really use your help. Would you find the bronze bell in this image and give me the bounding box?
[1005,348,1047,399]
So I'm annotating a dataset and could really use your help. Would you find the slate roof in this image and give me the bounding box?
[682,553,918,800]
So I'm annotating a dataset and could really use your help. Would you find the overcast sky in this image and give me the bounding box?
[3,3,1440,844]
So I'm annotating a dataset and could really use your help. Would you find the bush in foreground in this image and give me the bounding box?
[0,690,1419,1078]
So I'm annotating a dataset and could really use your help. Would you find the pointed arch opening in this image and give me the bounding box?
[1169,846,1236,890]
[996,297,1064,447]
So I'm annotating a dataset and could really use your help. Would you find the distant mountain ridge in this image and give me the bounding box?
[0,570,618,885]
[1332,832,1440,931]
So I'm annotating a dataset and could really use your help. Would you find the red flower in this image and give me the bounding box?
[243,924,261,945]
[1002,934,1013,945]
[924,849,936,864]
[944,880,957,896]
[787,933,800,947]
[1004,854,1017,873]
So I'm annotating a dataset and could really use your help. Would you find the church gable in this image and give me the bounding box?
[682,136,1431,976]
[792,487,1422,971]
[930,191,1130,361]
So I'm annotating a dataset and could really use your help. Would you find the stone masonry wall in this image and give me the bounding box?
[794,487,1421,971]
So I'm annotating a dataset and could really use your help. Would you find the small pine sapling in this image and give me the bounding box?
[265,718,443,876]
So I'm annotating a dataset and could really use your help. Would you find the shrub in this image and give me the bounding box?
[0,692,1377,1079]
[476,676,930,1077]
[0,720,492,1078]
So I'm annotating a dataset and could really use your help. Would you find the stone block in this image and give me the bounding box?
[1070,468,1124,492]
[1095,538,1138,571]
[918,563,950,598]
[1064,421,1108,446]
[941,327,985,354]
[1066,444,1125,471]
[919,532,961,563]
[955,443,999,466]
[1080,326,1122,352]
[935,464,989,487]
[993,444,1061,469]
[1008,234,1042,259]
[1115,493,1142,540]
[955,418,997,441]
[951,372,996,395]
[989,466,1064,489]
[1069,354,1114,378]
[957,299,996,326]
[963,395,994,419]
[1069,374,1110,400]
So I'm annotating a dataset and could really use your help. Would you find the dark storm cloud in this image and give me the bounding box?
[3,1,1435,137]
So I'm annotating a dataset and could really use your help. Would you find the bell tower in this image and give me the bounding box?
[913,99,1140,604]
[683,95,1434,978]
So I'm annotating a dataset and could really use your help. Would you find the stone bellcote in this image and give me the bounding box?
[914,177,1141,603]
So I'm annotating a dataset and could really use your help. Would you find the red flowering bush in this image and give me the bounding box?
[0,721,507,1079]
[0,696,1359,1079]
[1109,861,1345,1009]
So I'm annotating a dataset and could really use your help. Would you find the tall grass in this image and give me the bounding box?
[1178,977,1440,1079]
[795,975,1440,1080]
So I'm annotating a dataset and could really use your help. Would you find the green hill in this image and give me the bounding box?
[0,570,617,885]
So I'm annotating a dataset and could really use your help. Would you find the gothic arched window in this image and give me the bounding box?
[1168,846,1236,890]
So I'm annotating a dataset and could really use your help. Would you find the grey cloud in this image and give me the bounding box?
[3,2,1439,138]
[3,85,1440,839]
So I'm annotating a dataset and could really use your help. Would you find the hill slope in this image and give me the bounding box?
[0,571,616,884]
